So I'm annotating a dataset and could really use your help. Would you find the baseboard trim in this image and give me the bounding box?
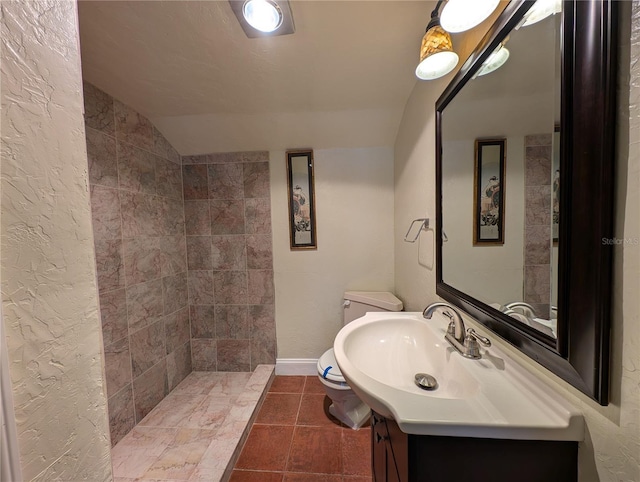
[275,358,318,375]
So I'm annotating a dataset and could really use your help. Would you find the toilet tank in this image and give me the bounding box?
[343,291,403,325]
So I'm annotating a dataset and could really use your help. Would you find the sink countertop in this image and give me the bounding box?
[333,312,584,441]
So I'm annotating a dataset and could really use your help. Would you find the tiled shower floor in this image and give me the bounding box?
[111,366,273,481]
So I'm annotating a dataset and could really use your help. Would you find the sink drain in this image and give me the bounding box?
[414,373,438,390]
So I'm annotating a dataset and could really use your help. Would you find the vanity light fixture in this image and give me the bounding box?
[440,0,500,33]
[229,0,295,38]
[415,1,459,80]
[521,0,562,27]
[474,42,510,77]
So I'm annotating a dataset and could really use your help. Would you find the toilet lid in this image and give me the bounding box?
[317,348,345,383]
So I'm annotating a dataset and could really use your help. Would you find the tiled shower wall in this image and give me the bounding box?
[523,134,552,316]
[83,83,191,445]
[182,152,276,372]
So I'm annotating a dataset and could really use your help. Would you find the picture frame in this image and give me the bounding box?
[552,126,560,244]
[286,149,317,250]
[473,139,506,245]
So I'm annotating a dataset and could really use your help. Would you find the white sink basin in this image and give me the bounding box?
[333,312,584,441]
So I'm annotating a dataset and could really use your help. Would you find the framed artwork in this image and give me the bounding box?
[473,139,506,245]
[286,150,317,250]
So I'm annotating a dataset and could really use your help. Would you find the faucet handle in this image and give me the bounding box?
[463,329,490,359]
[442,311,456,336]
[446,320,456,336]
[466,328,491,347]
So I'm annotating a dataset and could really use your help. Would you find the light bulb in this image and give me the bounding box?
[242,0,283,33]
[440,0,501,33]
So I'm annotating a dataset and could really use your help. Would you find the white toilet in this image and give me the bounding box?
[317,291,403,429]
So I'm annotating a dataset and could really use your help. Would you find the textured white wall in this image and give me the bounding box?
[1,2,112,480]
[394,2,640,480]
[271,147,395,359]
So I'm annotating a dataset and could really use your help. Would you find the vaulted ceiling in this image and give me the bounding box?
[78,1,436,154]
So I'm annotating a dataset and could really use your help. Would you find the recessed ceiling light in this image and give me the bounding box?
[242,0,283,33]
[229,0,295,38]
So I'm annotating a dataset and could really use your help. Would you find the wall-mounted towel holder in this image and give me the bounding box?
[403,218,429,243]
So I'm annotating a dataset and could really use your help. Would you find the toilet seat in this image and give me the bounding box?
[317,348,348,386]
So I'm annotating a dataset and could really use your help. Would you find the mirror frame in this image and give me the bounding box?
[435,0,618,405]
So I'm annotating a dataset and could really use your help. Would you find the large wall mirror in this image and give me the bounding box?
[436,0,618,405]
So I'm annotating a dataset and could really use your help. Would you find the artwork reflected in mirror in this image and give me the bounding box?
[473,139,506,245]
[552,127,560,243]
[440,4,560,338]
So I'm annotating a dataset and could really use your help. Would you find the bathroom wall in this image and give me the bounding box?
[394,2,640,480]
[271,147,395,359]
[84,83,191,445]
[1,2,112,480]
[181,151,276,371]
[440,136,525,304]
[394,7,508,311]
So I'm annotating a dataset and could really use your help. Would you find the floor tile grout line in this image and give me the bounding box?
[293,383,305,426]
[283,422,297,474]
[252,422,297,427]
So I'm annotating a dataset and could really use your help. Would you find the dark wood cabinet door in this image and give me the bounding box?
[371,411,578,482]
[371,413,388,482]
[384,415,408,482]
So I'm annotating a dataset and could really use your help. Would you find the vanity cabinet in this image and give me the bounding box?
[371,411,578,482]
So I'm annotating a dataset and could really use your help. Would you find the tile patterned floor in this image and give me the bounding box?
[111,366,273,482]
[230,375,373,482]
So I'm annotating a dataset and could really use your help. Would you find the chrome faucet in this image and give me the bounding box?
[423,302,491,359]
[423,302,465,339]
[504,301,536,317]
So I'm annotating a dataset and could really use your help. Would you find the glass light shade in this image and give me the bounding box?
[415,25,459,80]
[522,0,562,27]
[416,51,459,80]
[242,0,283,33]
[476,45,510,77]
[440,0,501,33]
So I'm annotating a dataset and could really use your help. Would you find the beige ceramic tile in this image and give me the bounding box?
[143,428,215,480]
[113,426,179,457]
[111,452,161,480]
[189,437,237,481]
[186,395,235,430]
[208,372,252,396]
[138,394,207,428]
[172,372,227,396]
[246,365,275,392]
[112,371,273,481]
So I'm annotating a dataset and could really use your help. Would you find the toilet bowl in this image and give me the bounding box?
[317,291,403,429]
[317,348,371,429]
